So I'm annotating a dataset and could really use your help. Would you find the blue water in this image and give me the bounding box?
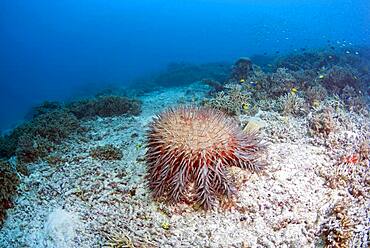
[0,0,369,130]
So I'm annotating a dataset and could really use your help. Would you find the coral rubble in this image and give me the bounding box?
[90,144,123,161]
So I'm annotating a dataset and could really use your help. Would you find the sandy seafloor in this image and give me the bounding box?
[0,82,369,248]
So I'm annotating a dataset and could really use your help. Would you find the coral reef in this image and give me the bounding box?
[67,95,142,119]
[0,160,20,226]
[0,134,18,159]
[133,62,230,90]
[1,109,82,163]
[308,108,335,137]
[340,85,368,113]
[26,101,63,119]
[230,57,253,82]
[306,84,328,106]
[321,66,360,93]
[320,201,352,248]
[145,106,266,209]
[203,84,252,115]
[15,110,82,163]
[1,47,369,247]
[268,68,298,96]
[90,144,123,161]
[278,93,307,116]
[201,78,225,94]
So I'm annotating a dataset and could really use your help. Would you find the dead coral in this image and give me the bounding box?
[203,84,251,115]
[67,96,142,119]
[103,230,134,248]
[321,201,352,248]
[334,146,369,192]
[306,84,328,106]
[340,85,369,114]
[0,160,20,226]
[308,108,335,137]
[90,145,123,161]
[278,93,307,116]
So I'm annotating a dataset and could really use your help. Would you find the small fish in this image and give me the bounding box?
[330,46,335,50]
[290,87,298,94]
[345,50,350,54]
[328,55,333,59]
[161,221,170,230]
[239,78,245,83]
[312,100,320,108]
[355,51,359,55]
[249,81,257,87]
[319,75,325,79]
[242,103,249,110]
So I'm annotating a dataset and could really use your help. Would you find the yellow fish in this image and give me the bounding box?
[312,100,320,108]
[161,221,170,230]
[290,87,298,94]
[239,78,245,83]
[242,103,249,110]
[319,75,324,79]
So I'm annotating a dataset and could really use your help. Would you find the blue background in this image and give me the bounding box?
[0,0,369,130]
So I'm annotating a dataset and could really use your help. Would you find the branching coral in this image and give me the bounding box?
[145,106,266,209]
[306,84,328,106]
[308,108,336,137]
[321,201,352,248]
[268,68,297,96]
[278,93,307,116]
[340,85,369,114]
[203,84,251,115]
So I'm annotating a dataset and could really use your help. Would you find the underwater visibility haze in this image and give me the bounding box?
[0,0,369,247]
[0,0,369,130]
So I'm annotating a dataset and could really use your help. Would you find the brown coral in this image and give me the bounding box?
[0,160,20,226]
[90,145,123,161]
[145,106,266,209]
[309,109,335,137]
[321,201,352,248]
